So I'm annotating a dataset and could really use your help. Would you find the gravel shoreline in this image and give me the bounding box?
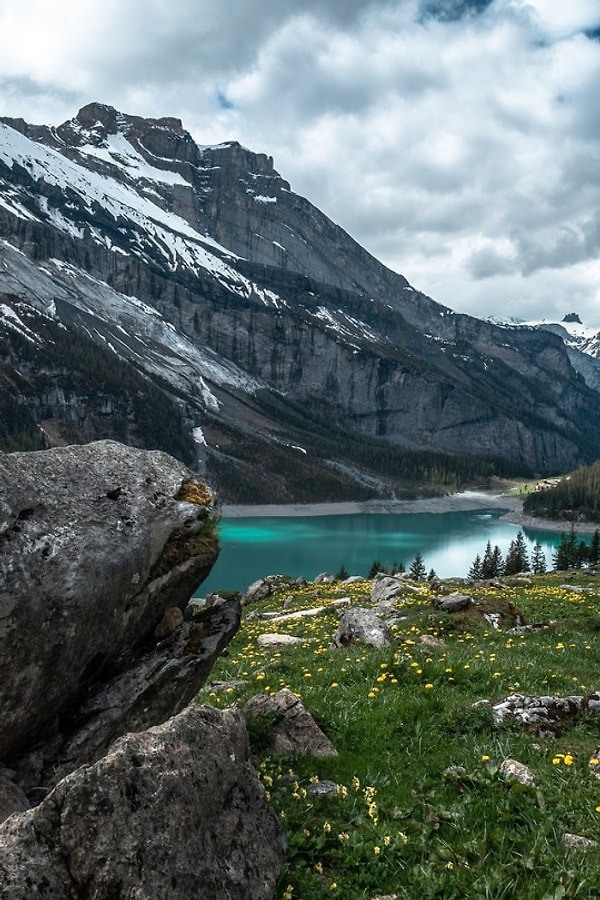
[221,489,522,519]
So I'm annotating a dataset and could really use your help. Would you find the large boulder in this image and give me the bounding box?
[0,706,287,899]
[0,441,223,777]
[330,607,393,649]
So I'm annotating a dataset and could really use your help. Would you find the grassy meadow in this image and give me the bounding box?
[200,570,600,899]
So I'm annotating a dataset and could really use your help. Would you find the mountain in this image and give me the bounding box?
[488,314,600,394]
[1,102,600,502]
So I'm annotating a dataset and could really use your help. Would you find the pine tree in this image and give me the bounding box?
[491,545,505,578]
[481,541,495,579]
[409,552,427,581]
[504,531,530,575]
[531,541,547,574]
[468,554,483,580]
[553,526,579,570]
[589,530,600,566]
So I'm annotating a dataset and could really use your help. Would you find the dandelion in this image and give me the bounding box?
[368,690,376,698]
[373,846,381,856]
[424,683,434,690]
[445,861,455,870]
[590,758,599,767]
[564,754,574,766]
[596,806,600,814]
[481,755,490,762]
[330,682,339,688]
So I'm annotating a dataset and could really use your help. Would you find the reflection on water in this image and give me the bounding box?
[197,509,562,595]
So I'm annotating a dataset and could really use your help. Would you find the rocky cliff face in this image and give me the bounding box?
[0,441,286,897]
[1,102,600,498]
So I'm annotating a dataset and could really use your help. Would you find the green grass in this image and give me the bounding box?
[198,571,600,899]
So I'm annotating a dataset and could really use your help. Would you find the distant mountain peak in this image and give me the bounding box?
[1,104,600,493]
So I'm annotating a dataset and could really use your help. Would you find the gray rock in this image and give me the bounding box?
[330,607,393,649]
[307,779,338,796]
[435,592,474,612]
[257,633,306,648]
[244,688,337,757]
[0,440,227,790]
[491,692,600,730]
[314,572,334,584]
[0,768,29,824]
[243,575,294,605]
[52,599,241,783]
[562,833,599,851]
[370,576,406,604]
[0,706,286,899]
[500,758,536,786]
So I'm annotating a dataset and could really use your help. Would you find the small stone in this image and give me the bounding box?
[307,780,338,797]
[153,606,184,640]
[562,833,599,851]
[500,758,536,786]
[419,634,446,649]
[257,634,305,648]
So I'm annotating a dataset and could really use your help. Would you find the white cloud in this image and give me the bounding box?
[0,0,599,327]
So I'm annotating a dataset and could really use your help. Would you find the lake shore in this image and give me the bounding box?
[221,488,522,519]
[221,489,599,533]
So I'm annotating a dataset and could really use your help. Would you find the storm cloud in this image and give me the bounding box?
[1,0,599,327]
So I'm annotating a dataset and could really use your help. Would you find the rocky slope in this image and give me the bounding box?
[1,103,600,500]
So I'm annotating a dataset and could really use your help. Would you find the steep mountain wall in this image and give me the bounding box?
[1,102,600,496]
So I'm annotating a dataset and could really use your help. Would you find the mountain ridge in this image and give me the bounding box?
[1,102,599,501]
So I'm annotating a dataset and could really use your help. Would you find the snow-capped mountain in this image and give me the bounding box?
[1,103,600,501]
[488,315,600,394]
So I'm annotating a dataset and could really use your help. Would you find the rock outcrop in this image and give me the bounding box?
[0,441,288,896]
[0,707,286,899]
[0,441,225,778]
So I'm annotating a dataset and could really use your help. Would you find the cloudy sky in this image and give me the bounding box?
[1,0,600,328]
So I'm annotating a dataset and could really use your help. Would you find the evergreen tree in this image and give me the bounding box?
[468,554,483,580]
[368,559,388,578]
[409,552,427,581]
[576,540,589,568]
[336,563,349,581]
[553,526,579,570]
[504,531,530,575]
[481,541,495,579]
[491,545,505,578]
[531,541,547,574]
[589,530,600,566]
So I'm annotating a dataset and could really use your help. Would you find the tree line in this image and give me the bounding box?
[356,526,600,583]
[523,460,600,523]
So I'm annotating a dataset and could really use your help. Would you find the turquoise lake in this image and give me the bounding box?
[197,508,564,595]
